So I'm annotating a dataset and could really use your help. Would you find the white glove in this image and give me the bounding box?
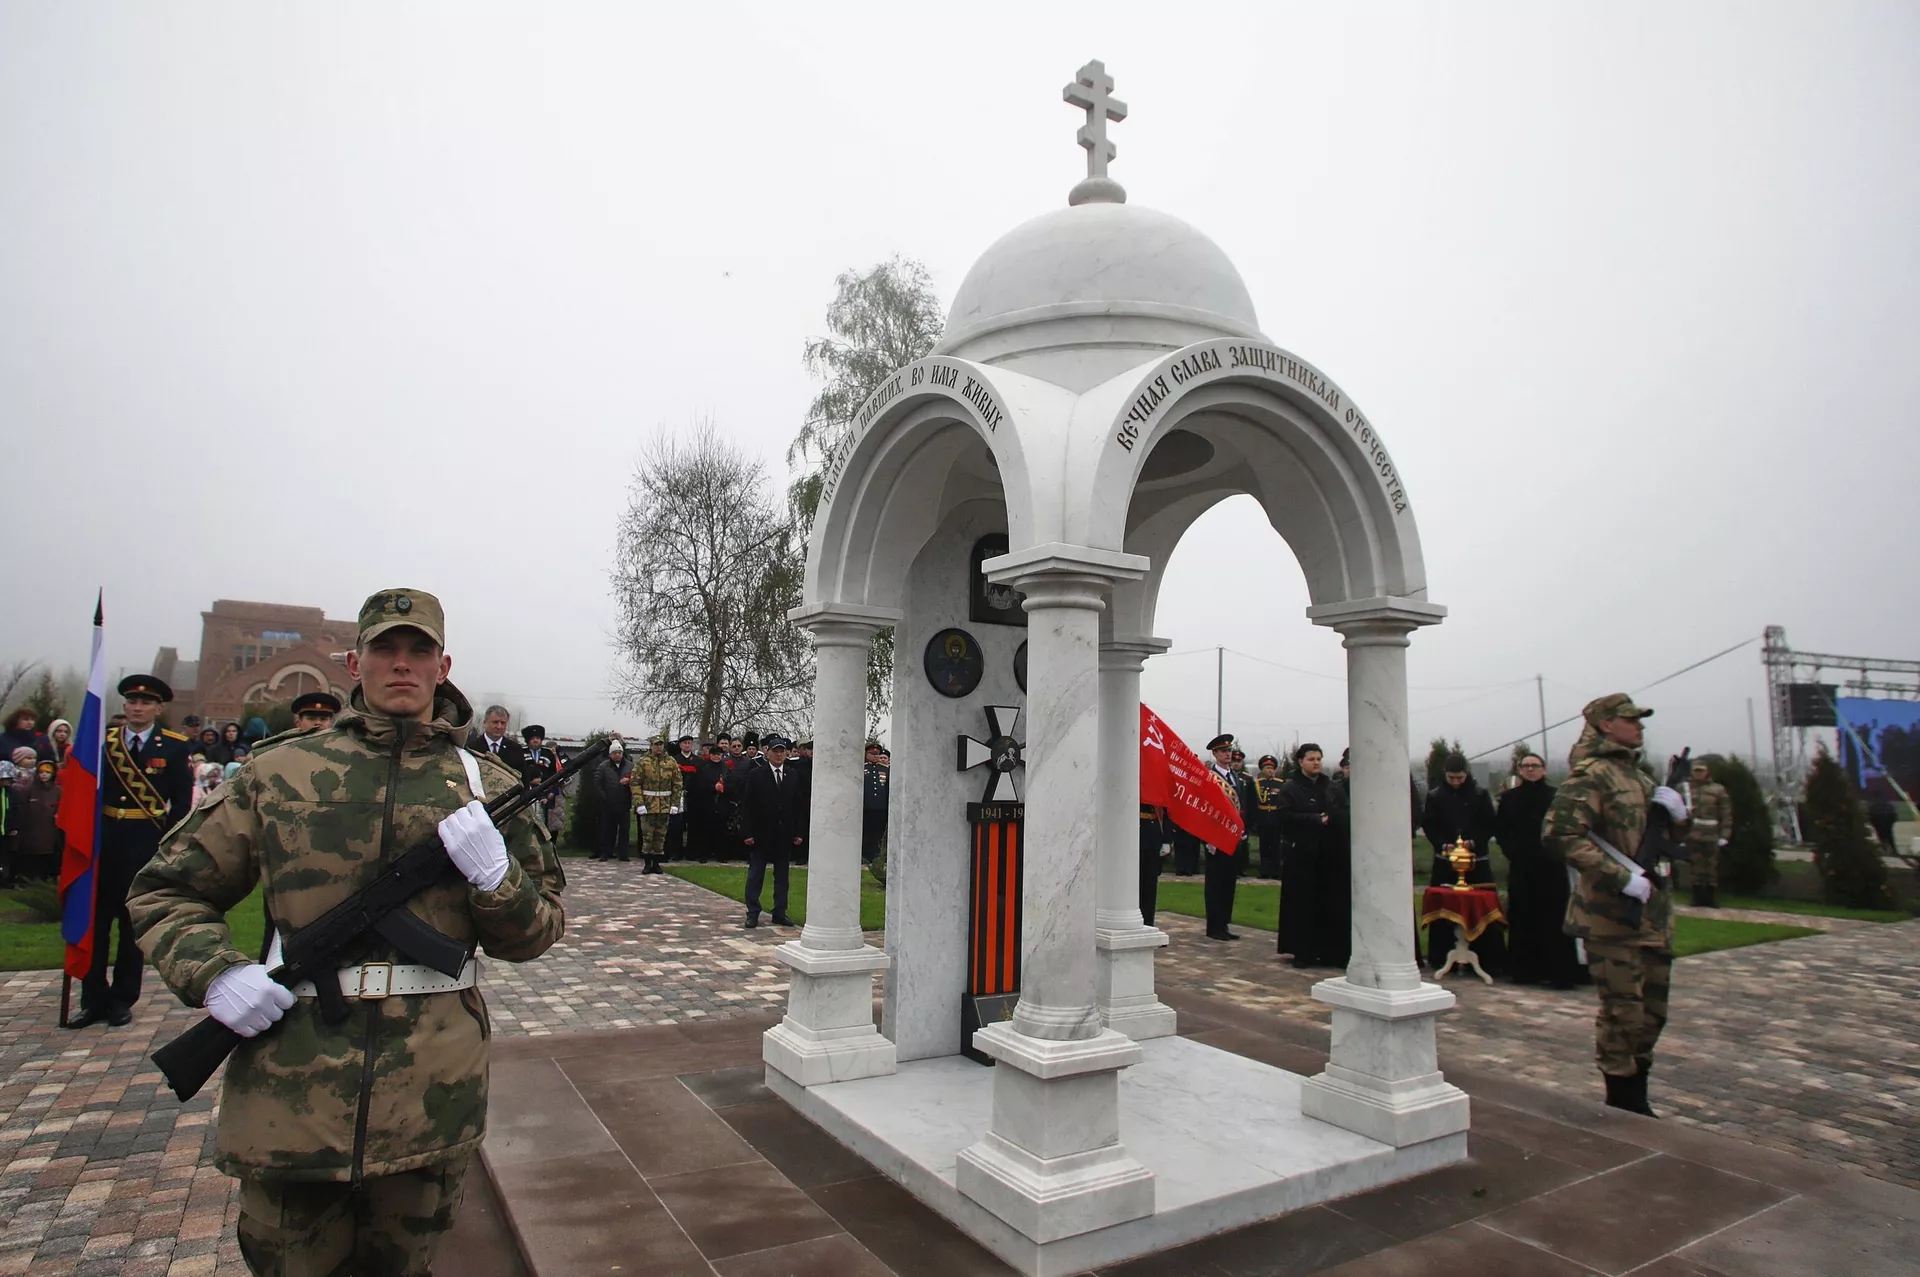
[1621,873,1653,903]
[439,799,510,891]
[206,963,296,1038]
[1651,786,1688,821]
[636,804,648,816]
[669,806,681,815]
[1718,838,1729,848]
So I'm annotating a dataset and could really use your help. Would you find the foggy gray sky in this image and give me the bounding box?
[3,2,1916,768]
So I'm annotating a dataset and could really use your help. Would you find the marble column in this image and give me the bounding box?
[1298,597,1469,1148]
[763,606,898,1088]
[956,544,1155,1243]
[1095,636,1176,1040]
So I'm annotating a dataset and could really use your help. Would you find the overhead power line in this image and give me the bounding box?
[1465,636,1759,762]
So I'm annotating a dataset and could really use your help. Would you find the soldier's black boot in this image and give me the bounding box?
[1634,1063,1660,1119]
[1603,1072,1633,1112]
[1691,884,1711,907]
[1701,886,1717,908]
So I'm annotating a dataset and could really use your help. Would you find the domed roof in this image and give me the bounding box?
[935,200,1263,388]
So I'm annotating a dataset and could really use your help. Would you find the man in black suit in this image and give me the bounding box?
[69,674,195,1028]
[470,704,529,775]
[1202,733,1254,942]
[740,736,805,928]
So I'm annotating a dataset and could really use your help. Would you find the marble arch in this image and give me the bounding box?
[765,61,1469,1277]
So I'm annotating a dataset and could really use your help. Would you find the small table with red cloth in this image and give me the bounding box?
[1419,886,1506,984]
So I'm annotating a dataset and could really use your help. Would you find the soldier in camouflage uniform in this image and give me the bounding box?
[1543,693,1691,1118]
[631,734,685,876]
[129,589,564,1277]
[1680,757,1732,907]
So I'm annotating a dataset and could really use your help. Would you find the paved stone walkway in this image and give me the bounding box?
[0,863,1913,1275]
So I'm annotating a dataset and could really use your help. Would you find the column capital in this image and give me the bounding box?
[1305,596,1446,642]
[1099,634,1170,671]
[788,602,901,644]
[985,543,1149,612]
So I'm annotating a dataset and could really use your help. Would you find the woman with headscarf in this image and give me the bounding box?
[1275,743,1349,968]
[1496,752,1588,987]
[47,719,73,768]
[219,721,243,762]
[1420,752,1504,972]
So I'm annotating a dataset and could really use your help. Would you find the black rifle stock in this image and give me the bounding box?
[1621,747,1692,929]
[151,738,608,1103]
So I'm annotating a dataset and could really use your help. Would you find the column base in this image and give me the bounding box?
[1298,977,1469,1148]
[1095,926,1177,1041]
[763,942,896,1088]
[955,1022,1154,1242]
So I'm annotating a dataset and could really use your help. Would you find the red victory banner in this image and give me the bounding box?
[1140,704,1245,852]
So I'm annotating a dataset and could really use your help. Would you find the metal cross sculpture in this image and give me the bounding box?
[957,706,1024,803]
[1064,59,1127,180]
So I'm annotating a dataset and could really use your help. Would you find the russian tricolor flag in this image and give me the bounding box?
[56,594,105,980]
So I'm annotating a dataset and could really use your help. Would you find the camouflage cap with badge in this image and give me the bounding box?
[1583,692,1653,726]
[357,589,446,648]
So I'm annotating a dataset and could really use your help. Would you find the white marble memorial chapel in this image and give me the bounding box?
[763,61,1469,1277]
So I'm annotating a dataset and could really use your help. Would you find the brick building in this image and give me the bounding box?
[153,600,357,725]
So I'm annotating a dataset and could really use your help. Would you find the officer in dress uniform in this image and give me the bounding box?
[290,690,341,731]
[861,743,890,864]
[1202,733,1254,941]
[67,674,194,1028]
[1252,755,1286,879]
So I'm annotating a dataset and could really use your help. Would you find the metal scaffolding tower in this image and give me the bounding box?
[1761,625,1920,841]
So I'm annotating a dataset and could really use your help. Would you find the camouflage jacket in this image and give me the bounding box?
[1542,734,1676,951]
[629,753,684,811]
[128,683,564,1182]
[1685,780,1731,844]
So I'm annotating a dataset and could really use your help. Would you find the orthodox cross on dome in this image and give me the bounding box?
[958,706,1024,803]
[1064,59,1128,206]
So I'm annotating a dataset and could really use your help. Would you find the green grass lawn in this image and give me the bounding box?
[1712,895,1907,923]
[666,864,888,931]
[0,883,267,973]
[1149,880,1821,959]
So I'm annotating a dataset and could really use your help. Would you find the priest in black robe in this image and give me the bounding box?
[1420,754,1505,973]
[1495,754,1590,987]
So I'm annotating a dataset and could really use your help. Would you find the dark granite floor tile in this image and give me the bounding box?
[718,1098,876,1190]
[680,1064,773,1111]
[438,1155,530,1277]
[1478,1153,1790,1274]
[1676,1193,1917,1277]
[714,1231,895,1276]
[484,1059,618,1168]
[490,1021,692,1061]
[563,1038,756,1080]
[487,1147,704,1276]
[676,1012,782,1045]
[1468,1101,1647,1173]
[1310,1221,1601,1276]
[652,1159,843,1261]
[1623,1257,1737,1277]
[1096,1204,1394,1277]
[808,1174,1019,1276]
[570,1071,758,1178]
[1323,1134,1592,1243]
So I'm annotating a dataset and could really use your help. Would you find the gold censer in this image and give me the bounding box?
[1446,839,1477,889]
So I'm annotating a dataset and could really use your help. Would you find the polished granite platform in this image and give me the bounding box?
[460,989,1920,1276]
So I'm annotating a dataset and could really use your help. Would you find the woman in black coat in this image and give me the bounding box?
[1275,744,1349,969]
[1495,755,1589,987]
[1420,754,1503,971]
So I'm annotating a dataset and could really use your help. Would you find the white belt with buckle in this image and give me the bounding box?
[641,790,672,796]
[290,958,478,1000]
[266,933,478,1000]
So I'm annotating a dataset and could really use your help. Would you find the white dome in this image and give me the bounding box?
[936,201,1262,389]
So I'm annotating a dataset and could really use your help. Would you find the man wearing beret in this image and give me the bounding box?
[129,589,565,1274]
[1544,693,1690,1117]
[67,673,195,1029]
[1202,734,1253,941]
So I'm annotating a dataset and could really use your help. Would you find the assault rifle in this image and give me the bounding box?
[1621,747,1693,929]
[152,737,608,1103]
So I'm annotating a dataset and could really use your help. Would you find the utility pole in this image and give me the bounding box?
[1747,697,1760,770]
[1536,674,1549,762]
[1215,646,1224,738]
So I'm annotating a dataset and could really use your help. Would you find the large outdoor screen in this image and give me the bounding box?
[1835,696,1920,803]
